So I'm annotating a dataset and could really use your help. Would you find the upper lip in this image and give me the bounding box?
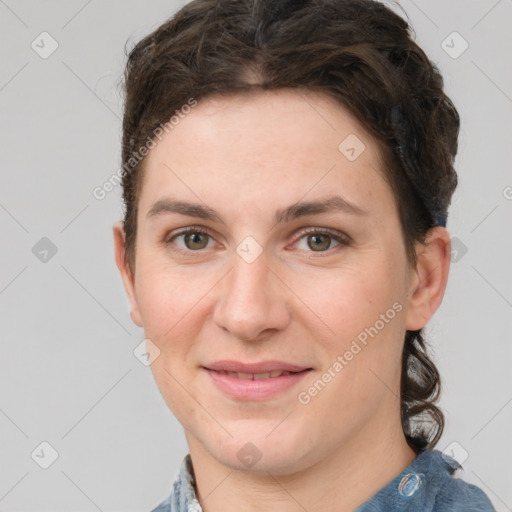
[203,360,312,373]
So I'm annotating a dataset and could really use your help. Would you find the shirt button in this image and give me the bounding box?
[398,472,424,497]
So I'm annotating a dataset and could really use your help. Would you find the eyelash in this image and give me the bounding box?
[163,225,351,257]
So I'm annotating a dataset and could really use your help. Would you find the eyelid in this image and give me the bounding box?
[292,226,351,245]
[164,225,216,250]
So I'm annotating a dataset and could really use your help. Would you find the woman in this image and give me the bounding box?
[113,0,496,510]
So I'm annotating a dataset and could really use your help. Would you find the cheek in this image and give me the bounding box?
[135,264,209,424]
[297,260,403,343]
[135,257,204,336]
[295,256,407,403]
[133,262,209,407]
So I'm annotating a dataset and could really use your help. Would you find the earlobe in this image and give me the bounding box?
[405,227,451,331]
[112,222,144,328]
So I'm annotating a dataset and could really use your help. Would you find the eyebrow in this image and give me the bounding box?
[146,195,368,224]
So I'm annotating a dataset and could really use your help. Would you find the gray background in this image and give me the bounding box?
[1,0,511,511]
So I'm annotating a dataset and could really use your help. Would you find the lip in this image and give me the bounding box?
[203,360,311,373]
[202,365,312,401]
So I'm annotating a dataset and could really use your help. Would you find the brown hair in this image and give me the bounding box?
[120,0,459,453]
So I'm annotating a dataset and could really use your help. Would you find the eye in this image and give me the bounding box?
[165,227,216,253]
[293,227,350,254]
[164,226,350,256]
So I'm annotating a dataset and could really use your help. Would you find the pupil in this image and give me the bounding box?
[308,234,330,251]
[186,232,207,249]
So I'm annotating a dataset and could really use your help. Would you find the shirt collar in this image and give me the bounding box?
[169,449,461,512]
[354,449,462,511]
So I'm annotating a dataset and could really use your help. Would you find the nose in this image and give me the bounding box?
[212,249,291,342]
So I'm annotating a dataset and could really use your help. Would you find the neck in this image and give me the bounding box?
[187,420,417,512]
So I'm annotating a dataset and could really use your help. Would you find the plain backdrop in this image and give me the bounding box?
[1,1,511,511]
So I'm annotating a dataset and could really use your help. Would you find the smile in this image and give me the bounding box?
[214,370,296,379]
[203,368,312,401]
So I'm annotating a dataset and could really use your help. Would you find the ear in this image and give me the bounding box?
[405,226,451,331]
[113,222,143,327]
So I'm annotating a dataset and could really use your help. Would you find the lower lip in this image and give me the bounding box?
[204,368,312,401]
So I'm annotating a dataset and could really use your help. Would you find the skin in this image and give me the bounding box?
[113,88,451,512]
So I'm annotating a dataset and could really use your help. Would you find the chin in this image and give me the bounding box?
[205,430,315,475]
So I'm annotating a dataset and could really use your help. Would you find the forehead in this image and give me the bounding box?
[137,88,393,221]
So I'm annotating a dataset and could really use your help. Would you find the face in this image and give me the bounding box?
[114,88,445,475]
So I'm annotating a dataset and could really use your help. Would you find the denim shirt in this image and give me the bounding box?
[150,449,496,512]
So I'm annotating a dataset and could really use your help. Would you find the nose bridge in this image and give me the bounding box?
[213,247,289,341]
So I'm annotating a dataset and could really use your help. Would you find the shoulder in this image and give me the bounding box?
[149,454,201,512]
[434,468,496,511]
[425,450,496,512]
[150,500,171,512]
[355,449,496,512]
[149,488,174,512]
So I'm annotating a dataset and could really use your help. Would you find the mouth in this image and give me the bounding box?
[202,359,312,374]
[208,369,309,379]
[202,364,313,401]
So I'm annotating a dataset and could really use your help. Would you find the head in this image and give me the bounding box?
[114,0,459,472]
